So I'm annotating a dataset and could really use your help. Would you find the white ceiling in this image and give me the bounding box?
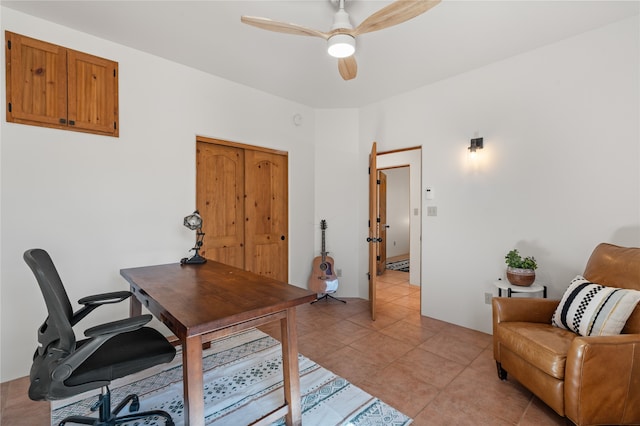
[2,1,639,108]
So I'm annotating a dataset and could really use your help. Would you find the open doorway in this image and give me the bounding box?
[381,167,411,271]
[374,147,421,310]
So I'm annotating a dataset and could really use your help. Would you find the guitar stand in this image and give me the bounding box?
[311,293,347,304]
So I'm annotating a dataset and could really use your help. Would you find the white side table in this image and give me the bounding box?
[494,279,547,298]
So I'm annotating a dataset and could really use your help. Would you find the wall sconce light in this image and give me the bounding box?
[468,137,484,158]
[180,210,207,265]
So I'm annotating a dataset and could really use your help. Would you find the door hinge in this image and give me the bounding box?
[7,103,11,112]
[114,121,117,130]
[376,256,380,261]
[377,179,381,184]
[7,40,10,50]
[376,217,380,223]
[368,167,370,175]
[113,69,116,77]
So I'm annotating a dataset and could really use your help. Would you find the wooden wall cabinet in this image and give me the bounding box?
[5,31,119,137]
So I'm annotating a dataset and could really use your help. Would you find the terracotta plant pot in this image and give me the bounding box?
[506,267,535,286]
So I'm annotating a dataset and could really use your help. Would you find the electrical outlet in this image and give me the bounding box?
[484,292,492,304]
[337,269,342,277]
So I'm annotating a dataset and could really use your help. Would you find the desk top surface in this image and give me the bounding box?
[120,260,316,337]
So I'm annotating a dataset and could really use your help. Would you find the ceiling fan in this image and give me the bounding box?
[241,0,441,81]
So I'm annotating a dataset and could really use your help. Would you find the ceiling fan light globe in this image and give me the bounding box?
[327,34,355,58]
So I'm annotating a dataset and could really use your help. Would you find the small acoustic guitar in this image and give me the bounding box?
[308,220,339,294]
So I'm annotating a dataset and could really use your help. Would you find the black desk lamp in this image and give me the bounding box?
[180,210,207,265]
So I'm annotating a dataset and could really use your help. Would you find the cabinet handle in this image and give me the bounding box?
[59,118,66,124]
[69,120,75,126]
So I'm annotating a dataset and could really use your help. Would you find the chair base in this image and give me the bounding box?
[311,293,346,304]
[59,386,174,426]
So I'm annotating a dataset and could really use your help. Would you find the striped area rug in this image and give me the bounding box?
[51,328,412,425]
[386,260,409,273]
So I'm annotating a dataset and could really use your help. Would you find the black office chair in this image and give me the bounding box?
[24,248,177,426]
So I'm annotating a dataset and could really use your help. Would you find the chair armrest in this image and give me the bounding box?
[565,334,640,425]
[78,291,131,306]
[71,291,132,326]
[492,297,559,324]
[84,314,151,338]
[52,315,152,383]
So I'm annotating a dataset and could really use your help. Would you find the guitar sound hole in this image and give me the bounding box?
[319,263,328,271]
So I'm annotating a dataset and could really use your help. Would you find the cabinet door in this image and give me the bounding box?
[244,150,288,282]
[67,49,119,136]
[6,31,67,127]
[196,142,246,269]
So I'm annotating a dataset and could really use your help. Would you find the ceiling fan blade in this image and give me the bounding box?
[241,16,329,39]
[353,0,441,36]
[338,56,357,81]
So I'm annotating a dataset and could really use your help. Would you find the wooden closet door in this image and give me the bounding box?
[244,150,288,282]
[196,142,245,269]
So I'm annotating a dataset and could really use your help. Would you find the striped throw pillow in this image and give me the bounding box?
[552,275,640,336]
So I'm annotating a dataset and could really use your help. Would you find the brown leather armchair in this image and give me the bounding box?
[492,243,640,425]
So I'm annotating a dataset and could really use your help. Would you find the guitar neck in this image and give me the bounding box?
[321,228,327,262]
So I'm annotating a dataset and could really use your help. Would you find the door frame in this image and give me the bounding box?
[371,145,422,316]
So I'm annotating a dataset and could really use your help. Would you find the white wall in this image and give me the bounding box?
[359,15,640,333]
[313,109,360,297]
[0,8,316,382]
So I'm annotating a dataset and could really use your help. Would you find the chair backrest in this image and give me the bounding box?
[24,249,76,353]
[24,249,79,401]
[583,243,640,334]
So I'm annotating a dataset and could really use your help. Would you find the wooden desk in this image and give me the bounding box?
[120,261,316,426]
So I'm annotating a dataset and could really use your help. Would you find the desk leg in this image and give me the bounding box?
[129,289,142,317]
[280,307,302,426]
[183,336,204,426]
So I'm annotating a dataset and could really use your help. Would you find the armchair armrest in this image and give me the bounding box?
[71,291,132,326]
[565,334,640,425]
[492,297,559,325]
[52,314,152,383]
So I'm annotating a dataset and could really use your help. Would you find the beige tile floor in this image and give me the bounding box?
[1,269,567,425]
[262,269,567,425]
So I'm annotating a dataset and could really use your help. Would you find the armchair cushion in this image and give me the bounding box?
[552,275,640,336]
[497,321,575,379]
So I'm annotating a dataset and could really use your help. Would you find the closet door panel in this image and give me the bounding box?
[196,142,245,269]
[244,150,288,282]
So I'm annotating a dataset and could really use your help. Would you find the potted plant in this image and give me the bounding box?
[504,249,537,286]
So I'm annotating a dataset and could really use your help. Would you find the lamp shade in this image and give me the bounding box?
[183,211,203,230]
[327,34,355,58]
